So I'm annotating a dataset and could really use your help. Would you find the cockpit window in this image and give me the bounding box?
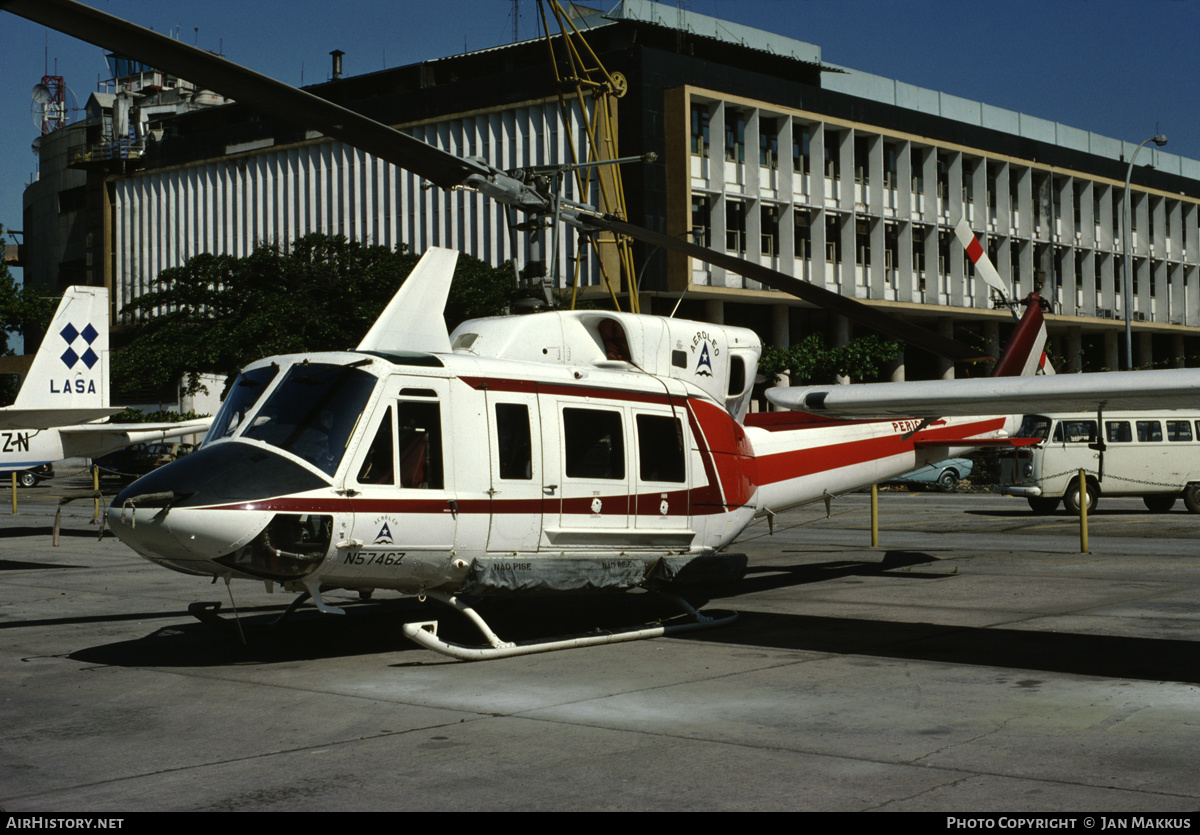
[1015,415,1051,440]
[242,362,377,475]
[208,364,280,442]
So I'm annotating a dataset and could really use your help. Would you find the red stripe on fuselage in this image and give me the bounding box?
[754,417,1005,485]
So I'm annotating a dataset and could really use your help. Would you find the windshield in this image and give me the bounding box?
[208,364,280,442]
[1015,414,1051,440]
[241,361,377,475]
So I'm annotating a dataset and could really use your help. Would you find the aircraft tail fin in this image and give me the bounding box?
[13,285,111,412]
[357,248,459,354]
[991,292,1055,378]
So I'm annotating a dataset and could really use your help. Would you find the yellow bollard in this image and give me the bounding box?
[871,483,879,548]
[1078,469,1089,554]
[93,465,101,521]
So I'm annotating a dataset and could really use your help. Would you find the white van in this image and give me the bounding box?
[998,411,1200,514]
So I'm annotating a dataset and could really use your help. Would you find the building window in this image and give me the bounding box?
[854,136,871,186]
[690,104,710,156]
[726,200,746,254]
[761,205,779,257]
[691,195,711,248]
[824,139,839,180]
[793,125,810,175]
[826,216,842,263]
[725,112,745,164]
[759,118,777,169]
[794,210,811,259]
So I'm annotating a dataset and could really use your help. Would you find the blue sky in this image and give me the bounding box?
[2,0,1197,286]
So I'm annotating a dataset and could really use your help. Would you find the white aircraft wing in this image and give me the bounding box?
[58,419,211,461]
[60,419,212,439]
[765,369,1200,418]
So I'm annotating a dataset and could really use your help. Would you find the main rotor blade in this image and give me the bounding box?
[588,216,988,362]
[2,0,482,190]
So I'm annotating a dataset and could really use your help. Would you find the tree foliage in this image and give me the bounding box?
[113,234,519,397]
[757,332,902,384]
[0,227,57,405]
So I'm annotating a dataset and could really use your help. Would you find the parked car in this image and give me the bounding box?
[148,441,195,469]
[95,442,196,479]
[94,444,150,479]
[3,463,53,488]
[891,457,974,492]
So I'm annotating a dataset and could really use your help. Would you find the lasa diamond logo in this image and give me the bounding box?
[60,322,100,370]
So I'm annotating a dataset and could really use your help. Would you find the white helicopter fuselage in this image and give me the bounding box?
[108,308,1016,602]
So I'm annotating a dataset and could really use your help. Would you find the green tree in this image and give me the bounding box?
[758,332,902,384]
[112,234,518,397]
[0,229,56,406]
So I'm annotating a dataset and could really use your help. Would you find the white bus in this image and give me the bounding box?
[998,411,1200,514]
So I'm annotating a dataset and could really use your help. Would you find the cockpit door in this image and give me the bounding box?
[340,377,458,555]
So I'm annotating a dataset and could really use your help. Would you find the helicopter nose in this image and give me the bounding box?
[107,441,330,576]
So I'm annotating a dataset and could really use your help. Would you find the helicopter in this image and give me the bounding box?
[8,0,1196,660]
[101,246,1048,660]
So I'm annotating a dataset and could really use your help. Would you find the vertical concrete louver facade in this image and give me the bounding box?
[110,100,597,317]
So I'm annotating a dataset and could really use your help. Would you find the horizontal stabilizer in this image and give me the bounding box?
[357,248,459,354]
[766,368,1200,418]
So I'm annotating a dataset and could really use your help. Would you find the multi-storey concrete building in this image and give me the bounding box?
[25,0,1200,378]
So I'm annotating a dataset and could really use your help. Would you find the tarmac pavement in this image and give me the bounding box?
[2,471,1199,811]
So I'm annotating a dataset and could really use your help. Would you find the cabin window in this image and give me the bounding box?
[1167,420,1193,442]
[636,414,685,483]
[1106,421,1132,443]
[1136,420,1163,443]
[243,362,376,476]
[563,408,625,480]
[1016,415,1051,440]
[495,403,532,480]
[397,400,444,489]
[356,407,395,485]
[1051,420,1095,444]
[208,364,279,441]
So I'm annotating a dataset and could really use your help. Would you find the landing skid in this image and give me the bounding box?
[402,591,738,661]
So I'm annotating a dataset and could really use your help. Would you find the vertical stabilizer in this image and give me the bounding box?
[357,248,459,354]
[15,285,110,411]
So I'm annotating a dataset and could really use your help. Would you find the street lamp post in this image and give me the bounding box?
[1123,134,1168,369]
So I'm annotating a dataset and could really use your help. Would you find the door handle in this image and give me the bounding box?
[543,485,558,496]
